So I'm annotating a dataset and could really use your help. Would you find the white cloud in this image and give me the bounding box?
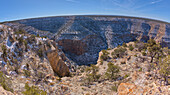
[151,0,163,4]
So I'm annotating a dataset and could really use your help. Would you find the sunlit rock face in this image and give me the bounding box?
[47,50,70,77]
[3,15,170,65]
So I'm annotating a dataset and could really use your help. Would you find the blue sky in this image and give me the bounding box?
[0,0,170,22]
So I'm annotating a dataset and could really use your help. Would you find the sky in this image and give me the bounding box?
[0,0,170,22]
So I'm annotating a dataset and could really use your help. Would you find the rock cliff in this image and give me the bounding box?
[47,50,70,77]
[2,15,170,65]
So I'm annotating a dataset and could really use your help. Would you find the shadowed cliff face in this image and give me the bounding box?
[3,16,170,65]
[58,39,87,55]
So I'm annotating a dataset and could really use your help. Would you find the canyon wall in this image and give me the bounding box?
[3,16,170,65]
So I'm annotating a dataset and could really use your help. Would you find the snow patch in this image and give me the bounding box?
[6,38,18,52]
[6,37,12,47]
[23,36,27,39]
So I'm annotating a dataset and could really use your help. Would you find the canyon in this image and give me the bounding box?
[0,15,169,95]
[2,15,170,65]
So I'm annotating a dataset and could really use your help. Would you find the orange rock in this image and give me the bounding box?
[47,50,70,77]
[118,83,145,95]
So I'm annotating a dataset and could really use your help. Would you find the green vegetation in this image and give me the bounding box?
[24,70,31,77]
[18,36,24,44]
[111,47,127,58]
[23,40,28,51]
[111,83,119,92]
[0,29,3,32]
[147,39,162,63]
[31,35,36,38]
[15,29,26,35]
[122,42,127,47]
[100,50,109,61]
[111,85,118,92]
[36,34,40,37]
[85,65,101,84]
[107,48,111,50]
[105,62,119,80]
[135,41,147,51]
[22,83,47,95]
[37,48,43,58]
[37,71,45,79]
[0,71,13,92]
[159,55,170,84]
[1,44,7,57]
[142,51,146,56]
[128,44,134,51]
[124,74,130,79]
[139,68,142,72]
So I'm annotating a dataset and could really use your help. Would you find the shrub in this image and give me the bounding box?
[121,61,126,64]
[122,43,127,47]
[111,85,118,92]
[139,68,142,72]
[124,74,129,79]
[37,71,45,79]
[15,29,26,35]
[38,48,43,58]
[1,45,7,57]
[18,37,24,44]
[142,52,146,56]
[105,62,119,80]
[135,41,146,51]
[111,83,119,92]
[102,50,109,55]
[23,40,28,51]
[159,55,170,84]
[128,44,134,51]
[147,39,162,63]
[0,72,13,92]
[107,48,111,50]
[111,47,127,58]
[24,70,31,77]
[0,29,3,32]
[22,83,47,95]
[85,65,100,84]
[117,45,121,48]
[100,55,108,61]
[100,50,109,61]
[31,34,36,39]
[100,61,103,65]
[37,34,40,37]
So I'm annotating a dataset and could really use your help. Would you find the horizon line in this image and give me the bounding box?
[1,14,170,24]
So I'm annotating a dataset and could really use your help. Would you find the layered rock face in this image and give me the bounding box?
[3,16,170,65]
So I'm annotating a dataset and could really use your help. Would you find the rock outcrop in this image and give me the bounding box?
[2,15,170,65]
[118,83,169,95]
[47,50,70,77]
[0,86,14,95]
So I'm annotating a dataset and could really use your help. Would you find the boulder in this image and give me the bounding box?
[47,50,70,77]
